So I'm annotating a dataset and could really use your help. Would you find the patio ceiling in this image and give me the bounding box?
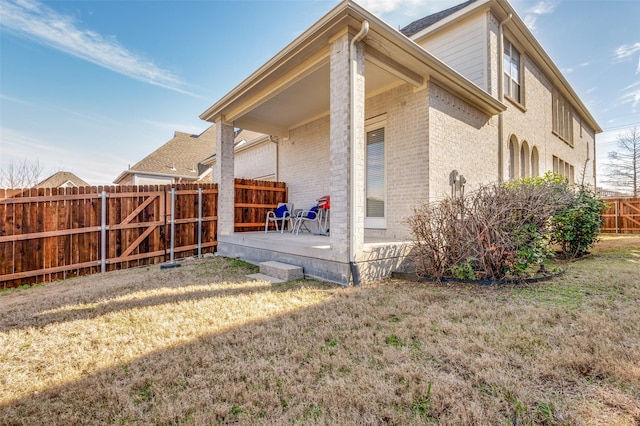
[233,58,404,137]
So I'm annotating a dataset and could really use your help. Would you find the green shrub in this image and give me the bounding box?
[551,188,607,258]
[511,223,553,275]
[450,257,477,280]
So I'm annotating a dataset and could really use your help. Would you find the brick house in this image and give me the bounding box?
[114,126,275,185]
[199,0,600,284]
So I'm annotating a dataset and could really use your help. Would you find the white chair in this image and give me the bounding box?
[293,205,322,234]
[265,203,293,233]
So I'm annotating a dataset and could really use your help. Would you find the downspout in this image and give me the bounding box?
[497,13,512,182]
[349,20,369,285]
[270,136,279,181]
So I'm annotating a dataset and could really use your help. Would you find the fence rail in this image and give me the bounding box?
[601,197,640,233]
[1,179,287,288]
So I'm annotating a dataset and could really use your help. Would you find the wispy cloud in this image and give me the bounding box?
[360,0,465,25]
[139,119,210,137]
[0,93,34,106]
[0,0,197,96]
[614,42,640,74]
[360,0,425,15]
[529,1,557,15]
[620,81,640,113]
[523,0,557,30]
[560,61,590,74]
[612,43,640,112]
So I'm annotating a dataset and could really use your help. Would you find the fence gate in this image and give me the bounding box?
[602,198,640,233]
[106,189,167,269]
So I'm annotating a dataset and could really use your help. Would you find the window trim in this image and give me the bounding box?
[503,38,523,105]
[552,89,574,147]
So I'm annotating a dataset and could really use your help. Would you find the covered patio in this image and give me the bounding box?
[219,231,414,284]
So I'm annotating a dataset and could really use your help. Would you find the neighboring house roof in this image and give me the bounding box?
[200,130,271,166]
[400,0,479,36]
[37,171,89,188]
[114,125,216,184]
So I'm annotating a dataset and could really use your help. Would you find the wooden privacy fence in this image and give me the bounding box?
[234,178,288,232]
[0,179,287,288]
[0,184,218,288]
[601,198,640,233]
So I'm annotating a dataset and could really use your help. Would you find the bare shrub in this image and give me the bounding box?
[408,176,572,281]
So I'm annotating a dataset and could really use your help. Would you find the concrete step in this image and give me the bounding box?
[259,261,304,282]
[246,273,285,284]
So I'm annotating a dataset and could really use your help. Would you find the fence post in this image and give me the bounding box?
[101,191,107,273]
[170,187,176,263]
[160,187,180,269]
[615,199,619,234]
[198,187,203,259]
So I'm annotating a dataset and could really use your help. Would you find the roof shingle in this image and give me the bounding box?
[126,126,216,179]
[37,171,89,188]
[400,0,479,37]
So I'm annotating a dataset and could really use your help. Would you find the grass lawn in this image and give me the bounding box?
[1,235,639,425]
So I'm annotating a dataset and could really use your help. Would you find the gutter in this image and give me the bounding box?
[349,20,369,285]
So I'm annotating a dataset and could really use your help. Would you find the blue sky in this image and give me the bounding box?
[1,0,639,186]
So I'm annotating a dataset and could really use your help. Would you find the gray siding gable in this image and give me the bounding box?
[400,0,480,37]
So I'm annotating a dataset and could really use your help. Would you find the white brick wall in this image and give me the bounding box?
[364,84,430,240]
[427,83,498,201]
[279,116,331,211]
[500,53,595,186]
[234,141,276,180]
[428,10,597,187]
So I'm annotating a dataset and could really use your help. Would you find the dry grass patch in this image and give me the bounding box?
[1,237,639,425]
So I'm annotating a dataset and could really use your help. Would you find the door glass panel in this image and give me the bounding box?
[366,128,385,218]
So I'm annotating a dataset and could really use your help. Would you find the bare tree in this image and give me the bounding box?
[603,126,639,197]
[0,158,44,188]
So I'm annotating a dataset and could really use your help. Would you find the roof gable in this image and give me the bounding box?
[400,0,601,133]
[37,171,89,188]
[400,0,479,37]
[124,126,216,180]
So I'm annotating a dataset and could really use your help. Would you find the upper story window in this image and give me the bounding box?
[553,155,575,183]
[552,89,574,146]
[503,39,522,103]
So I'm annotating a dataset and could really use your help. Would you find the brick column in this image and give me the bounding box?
[329,32,365,265]
[352,40,366,259]
[215,120,235,236]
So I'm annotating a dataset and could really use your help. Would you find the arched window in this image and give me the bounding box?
[531,146,539,177]
[508,135,519,181]
[520,141,530,178]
